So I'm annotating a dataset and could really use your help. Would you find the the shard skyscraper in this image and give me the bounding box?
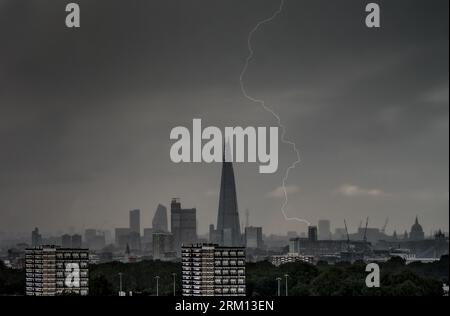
[215,142,242,247]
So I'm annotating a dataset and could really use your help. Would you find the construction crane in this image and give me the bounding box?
[344,219,351,251]
[363,217,369,243]
[381,217,389,233]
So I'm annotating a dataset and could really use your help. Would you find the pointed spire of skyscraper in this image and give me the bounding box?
[223,136,233,163]
[216,138,242,247]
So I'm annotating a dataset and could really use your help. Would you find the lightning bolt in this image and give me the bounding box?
[239,0,311,227]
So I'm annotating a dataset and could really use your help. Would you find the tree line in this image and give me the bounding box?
[0,255,447,296]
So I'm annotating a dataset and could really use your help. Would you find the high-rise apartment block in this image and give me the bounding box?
[25,246,89,296]
[181,244,246,296]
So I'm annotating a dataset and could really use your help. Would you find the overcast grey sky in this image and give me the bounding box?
[0,0,448,236]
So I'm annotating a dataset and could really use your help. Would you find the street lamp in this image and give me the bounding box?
[155,276,160,296]
[284,274,289,296]
[276,277,282,296]
[172,273,177,296]
[118,273,123,296]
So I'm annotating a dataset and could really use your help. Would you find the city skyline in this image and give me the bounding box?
[2,210,445,242]
[0,0,448,235]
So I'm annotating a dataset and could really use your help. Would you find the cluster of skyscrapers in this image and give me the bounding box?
[107,147,248,262]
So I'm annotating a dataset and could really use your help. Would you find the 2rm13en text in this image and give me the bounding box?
[218,300,274,312]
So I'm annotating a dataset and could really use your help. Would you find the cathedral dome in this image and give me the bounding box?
[409,216,425,241]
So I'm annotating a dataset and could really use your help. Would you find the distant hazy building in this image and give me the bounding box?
[270,253,314,267]
[182,244,246,296]
[115,228,131,249]
[308,226,318,242]
[318,220,331,240]
[61,234,82,249]
[25,246,89,296]
[129,209,141,235]
[263,234,292,249]
[209,224,220,244]
[84,229,106,250]
[289,237,369,260]
[376,230,449,259]
[334,228,347,240]
[409,216,425,241]
[403,230,409,240]
[72,234,82,248]
[351,227,389,243]
[153,232,174,260]
[171,198,197,256]
[90,234,106,250]
[128,231,141,251]
[103,230,112,244]
[152,204,168,233]
[84,229,97,244]
[61,234,72,248]
[31,227,42,247]
[392,230,398,240]
[245,227,263,249]
[142,228,154,251]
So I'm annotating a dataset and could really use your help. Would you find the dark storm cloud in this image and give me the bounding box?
[0,0,448,235]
